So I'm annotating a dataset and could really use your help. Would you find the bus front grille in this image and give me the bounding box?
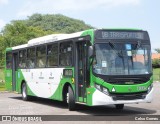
[110,92,147,100]
[107,78,149,85]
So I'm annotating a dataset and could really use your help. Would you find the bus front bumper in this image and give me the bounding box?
[92,88,153,106]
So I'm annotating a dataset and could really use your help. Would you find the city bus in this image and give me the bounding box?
[5,29,153,110]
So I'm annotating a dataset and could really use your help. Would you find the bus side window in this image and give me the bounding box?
[27,47,35,68]
[6,52,12,69]
[36,45,46,68]
[47,43,58,67]
[27,59,35,68]
[59,42,72,66]
[19,50,26,68]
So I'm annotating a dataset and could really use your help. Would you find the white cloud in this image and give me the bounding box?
[0,0,8,5]
[17,0,141,17]
[0,19,6,30]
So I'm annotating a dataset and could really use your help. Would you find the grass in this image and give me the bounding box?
[0,69,5,81]
[0,69,5,91]
[0,83,5,91]
[153,68,160,82]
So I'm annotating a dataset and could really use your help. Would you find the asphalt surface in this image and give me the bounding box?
[0,82,160,123]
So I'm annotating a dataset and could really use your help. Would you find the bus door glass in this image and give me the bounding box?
[12,52,18,91]
[76,41,87,103]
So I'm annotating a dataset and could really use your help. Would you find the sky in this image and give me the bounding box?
[0,0,159,51]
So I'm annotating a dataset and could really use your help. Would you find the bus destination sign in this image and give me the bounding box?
[96,31,145,40]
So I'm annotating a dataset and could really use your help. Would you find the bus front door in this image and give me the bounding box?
[75,41,88,103]
[12,52,18,91]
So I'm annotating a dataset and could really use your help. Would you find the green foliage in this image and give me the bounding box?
[25,13,93,33]
[0,82,5,91]
[152,59,160,68]
[155,48,160,53]
[2,21,54,46]
[0,13,93,66]
[153,68,160,81]
[0,69,4,81]
[0,21,55,66]
[0,68,5,91]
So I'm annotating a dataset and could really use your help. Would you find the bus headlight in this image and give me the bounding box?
[102,87,109,95]
[147,84,153,93]
[94,83,109,95]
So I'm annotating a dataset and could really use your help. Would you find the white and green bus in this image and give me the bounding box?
[5,29,153,110]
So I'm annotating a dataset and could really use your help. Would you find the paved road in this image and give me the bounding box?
[0,82,160,123]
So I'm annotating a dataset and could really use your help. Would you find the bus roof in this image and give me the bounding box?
[12,31,86,50]
[27,32,83,46]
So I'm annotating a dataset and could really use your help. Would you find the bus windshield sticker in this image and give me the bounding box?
[127,51,132,56]
[102,61,107,67]
[125,44,131,50]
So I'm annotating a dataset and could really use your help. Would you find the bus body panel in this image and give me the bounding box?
[19,68,64,98]
[5,69,12,91]
[16,68,74,101]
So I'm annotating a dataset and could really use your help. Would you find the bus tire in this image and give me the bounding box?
[22,83,29,101]
[68,86,76,111]
[115,104,124,110]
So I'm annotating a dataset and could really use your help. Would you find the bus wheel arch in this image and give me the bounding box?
[21,80,26,93]
[21,81,29,101]
[62,82,71,103]
[62,82,76,111]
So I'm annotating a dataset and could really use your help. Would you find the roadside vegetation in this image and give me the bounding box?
[0,68,5,91]
[0,69,4,81]
[152,51,160,82]
[0,83,5,91]
[153,68,160,82]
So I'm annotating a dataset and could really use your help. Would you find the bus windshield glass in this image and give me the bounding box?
[93,42,152,75]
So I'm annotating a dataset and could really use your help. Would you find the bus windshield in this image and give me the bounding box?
[93,42,152,75]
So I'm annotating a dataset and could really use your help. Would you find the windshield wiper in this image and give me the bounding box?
[109,42,126,71]
[135,41,141,50]
[109,42,123,57]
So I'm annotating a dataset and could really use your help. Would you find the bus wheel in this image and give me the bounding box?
[22,83,29,101]
[115,104,124,110]
[68,86,76,111]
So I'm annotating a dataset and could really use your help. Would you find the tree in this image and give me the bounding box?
[152,58,160,68]
[155,48,160,53]
[25,13,93,33]
[0,21,55,66]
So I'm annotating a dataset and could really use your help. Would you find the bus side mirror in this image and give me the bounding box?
[88,46,93,58]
